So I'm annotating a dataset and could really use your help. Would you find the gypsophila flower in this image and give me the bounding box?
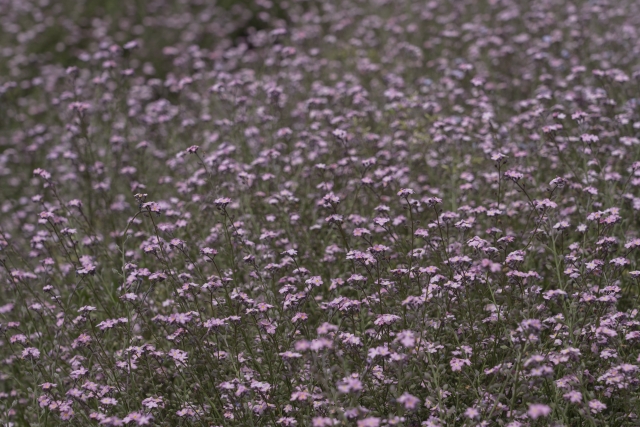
[305,276,323,287]
[291,312,308,322]
[464,407,480,420]
[563,390,582,403]
[214,198,231,208]
[610,257,630,267]
[504,170,523,181]
[527,403,551,419]
[100,397,117,406]
[553,221,570,230]
[141,397,164,409]
[123,412,153,426]
[397,392,420,410]
[450,358,471,372]
[589,399,607,414]
[581,134,599,144]
[549,177,566,188]
[357,417,380,427]
[353,228,371,237]
[337,375,363,393]
[374,314,401,326]
[168,349,188,365]
[22,347,40,359]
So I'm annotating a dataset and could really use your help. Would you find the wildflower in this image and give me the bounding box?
[290,390,310,401]
[589,399,607,414]
[563,390,582,403]
[124,412,153,425]
[251,380,272,393]
[357,417,380,427]
[148,272,167,283]
[533,198,557,211]
[374,314,401,326]
[279,351,303,359]
[100,397,118,406]
[338,375,363,393]
[33,168,52,180]
[322,192,341,205]
[584,186,598,196]
[214,197,231,208]
[168,349,188,365]
[305,276,323,287]
[291,313,308,322]
[100,416,124,426]
[332,129,348,141]
[527,403,551,419]
[10,334,27,344]
[169,239,186,249]
[353,228,371,237]
[200,247,217,257]
[519,319,543,334]
[141,202,161,215]
[450,358,471,372]
[504,170,523,181]
[464,407,480,420]
[141,396,164,409]
[610,257,630,267]
[22,347,40,360]
[491,153,507,162]
[325,214,344,224]
[204,318,227,329]
[625,238,640,249]
[176,408,196,418]
[313,417,340,426]
[422,197,443,206]
[581,134,599,144]
[397,392,421,410]
[572,111,588,121]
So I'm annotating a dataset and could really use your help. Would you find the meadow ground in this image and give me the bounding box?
[2,0,640,426]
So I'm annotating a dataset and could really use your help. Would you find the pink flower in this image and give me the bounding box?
[563,390,582,403]
[214,197,231,208]
[22,347,40,359]
[450,358,471,372]
[397,392,421,410]
[527,403,551,419]
[168,349,188,365]
[337,375,363,393]
[464,407,480,419]
[374,314,401,326]
[589,399,607,414]
[124,412,154,426]
[357,417,380,427]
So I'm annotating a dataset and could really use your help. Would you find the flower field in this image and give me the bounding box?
[1,0,640,425]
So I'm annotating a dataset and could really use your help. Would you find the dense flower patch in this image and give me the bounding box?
[2,0,640,425]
